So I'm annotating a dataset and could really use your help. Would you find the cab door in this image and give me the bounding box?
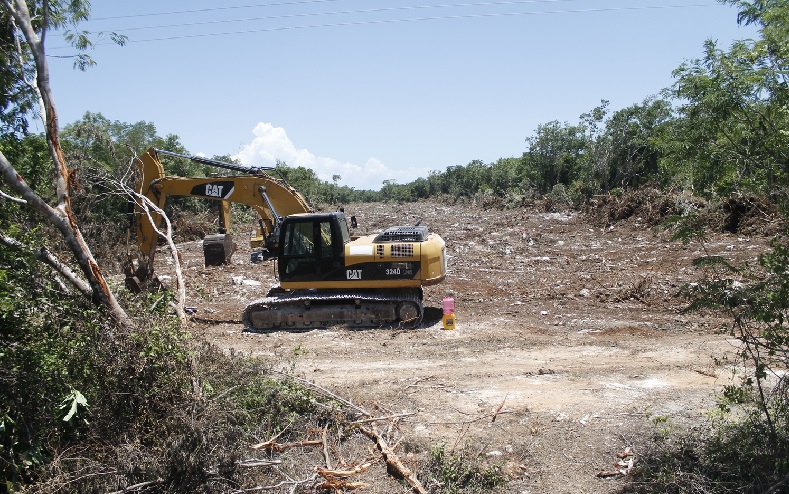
[279,217,342,282]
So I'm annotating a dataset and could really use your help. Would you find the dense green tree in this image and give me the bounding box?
[0,133,50,193]
[61,112,191,175]
[570,101,611,197]
[488,157,527,197]
[0,8,35,137]
[602,98,674,191]
[522,120,587,193]
[665,0,789,197]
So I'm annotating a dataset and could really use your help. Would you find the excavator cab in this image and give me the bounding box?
[278,212,350,282]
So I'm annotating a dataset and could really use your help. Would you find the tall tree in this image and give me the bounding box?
[0,0,131,326]
[523,120,587,193]
[667,0,789,196]
[603,98,674,190]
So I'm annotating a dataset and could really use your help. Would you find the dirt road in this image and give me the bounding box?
[164,201,762,492]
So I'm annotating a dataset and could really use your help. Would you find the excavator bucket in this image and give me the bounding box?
[203,233,236,266]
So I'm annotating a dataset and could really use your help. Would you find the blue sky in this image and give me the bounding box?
[44,0,756,191]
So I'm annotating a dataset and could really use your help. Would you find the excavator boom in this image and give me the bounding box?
[129,148,311,282]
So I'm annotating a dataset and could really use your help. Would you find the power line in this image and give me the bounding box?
[89,0,346,21]
[84,0,589,34]
[48,2,719,49]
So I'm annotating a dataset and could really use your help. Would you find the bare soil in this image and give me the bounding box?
[155,201,769,493]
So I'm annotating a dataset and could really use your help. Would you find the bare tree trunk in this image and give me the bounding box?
[2,0,132,329]
[8,15,46,128]
[127,189,187,322]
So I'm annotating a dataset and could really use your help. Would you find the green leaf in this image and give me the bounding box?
[59,389,88,422]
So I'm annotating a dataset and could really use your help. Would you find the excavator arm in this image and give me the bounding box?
[128,148,312,287]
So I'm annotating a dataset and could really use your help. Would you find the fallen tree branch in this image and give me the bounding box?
[124,186,186,322]
[0,232,92,298]
[234,474,317,492]
[315,461,372,492]
[322,427,332,470]
[106,478,162,493]
[237,458,282,468]
[250,439,323,452]
[318,479,367,491]
[492,395,507,423]
[424,408,514,426]
[0,187,27,203]
[315,461,373,479]
[350,412,416,425]
[358,425,426,494]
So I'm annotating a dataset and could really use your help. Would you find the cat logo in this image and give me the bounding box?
[346,269,362,280]
[191,181,235,199]
[205,184,224,197]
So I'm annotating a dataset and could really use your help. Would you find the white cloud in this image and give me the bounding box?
[232,122,427,191]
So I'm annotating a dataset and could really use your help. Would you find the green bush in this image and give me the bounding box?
[425,444,506,493]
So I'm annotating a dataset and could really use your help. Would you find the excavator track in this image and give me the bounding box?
[243,288,423,331]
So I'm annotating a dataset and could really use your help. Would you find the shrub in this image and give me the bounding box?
[425,444,506,493]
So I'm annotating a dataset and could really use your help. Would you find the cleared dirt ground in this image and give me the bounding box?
[157,200,767,493]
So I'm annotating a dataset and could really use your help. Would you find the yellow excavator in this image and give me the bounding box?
[127,148,447,330]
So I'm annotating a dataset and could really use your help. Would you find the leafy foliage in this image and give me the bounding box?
[683,238,789,439]
[425,444,506,493]
[0,229,106,487]
[0,9,35,138]
[664,0,789,197]
[625,416,789,494]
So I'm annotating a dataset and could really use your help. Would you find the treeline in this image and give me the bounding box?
[379,87,785,205]
[4,0,787,214]
[7,3,784,213]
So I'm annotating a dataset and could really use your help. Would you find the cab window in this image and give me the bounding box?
[281,220,338,279]
[283,221,314,256]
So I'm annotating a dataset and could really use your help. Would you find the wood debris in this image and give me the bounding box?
[491,395,507,422]
[315,462,373,492]
[596,447,636,478]
[358,425,427,494]
[250,439,323,452]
